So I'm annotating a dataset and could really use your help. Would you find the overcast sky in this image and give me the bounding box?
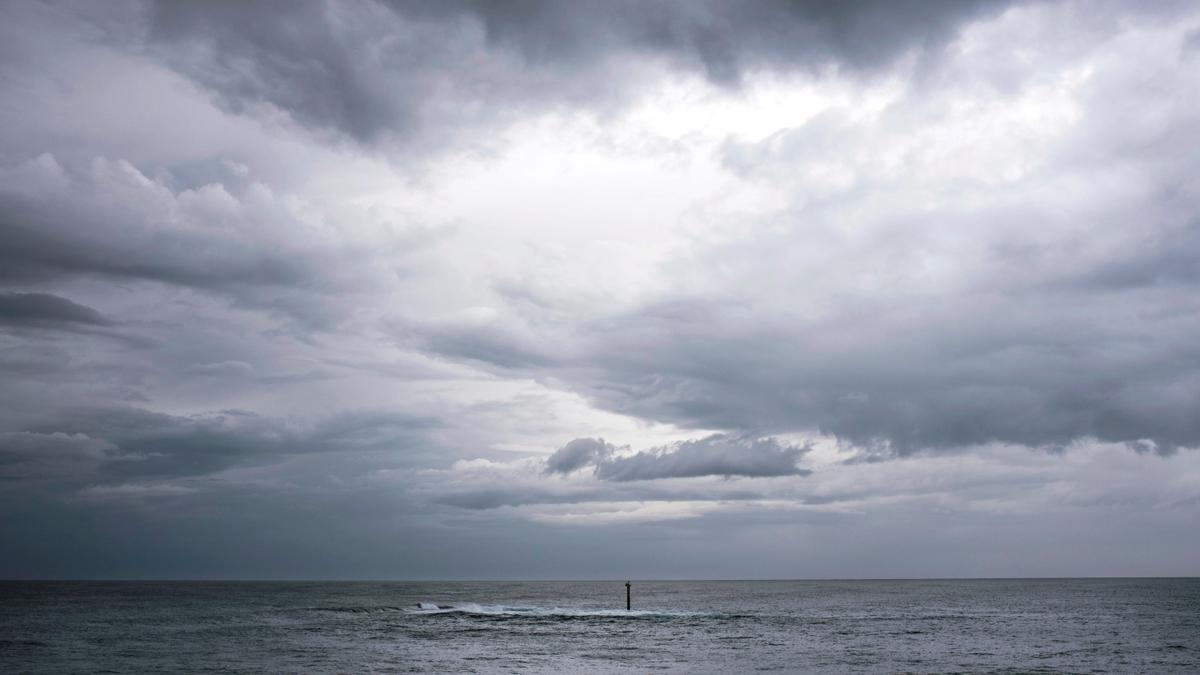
[2,0,1199,580]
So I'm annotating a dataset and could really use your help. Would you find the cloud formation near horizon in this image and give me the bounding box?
[0,292,111,329]
[545,434,811,481]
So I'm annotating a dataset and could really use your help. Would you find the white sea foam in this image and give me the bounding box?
[409,602,705,618]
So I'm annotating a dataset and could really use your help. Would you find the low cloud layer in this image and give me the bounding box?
[1,405,442,485]
[545,438,614,475]
[0,292,111,328]
[546,434,811,481]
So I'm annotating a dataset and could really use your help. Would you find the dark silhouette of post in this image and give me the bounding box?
[625,580,631,610]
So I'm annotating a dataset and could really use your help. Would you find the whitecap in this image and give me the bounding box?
[408,602,707,618]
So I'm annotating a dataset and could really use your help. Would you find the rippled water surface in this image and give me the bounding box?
[2,579,1197,672]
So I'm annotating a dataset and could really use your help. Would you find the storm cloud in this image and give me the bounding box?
[144,0,1008,145]
[0,153,427,325]
[2,0,1200,579]
[398,3,1200,456]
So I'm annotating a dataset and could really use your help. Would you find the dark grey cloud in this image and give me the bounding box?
[455,0,1011,82]
[393,312,560,370]
[595,434,812,481]
[1186,27,1200,55]
[0,431,121,480]
[6,405,442,484]
[0,292,111,328]
[413,282,1200,456]
[545,433,811,481]
[433,483,766,510]
[143,0,1013,145]
[0,154,425,327]
[0,161,283,292]
[1056,218,1200,292]
[544,437,612,475]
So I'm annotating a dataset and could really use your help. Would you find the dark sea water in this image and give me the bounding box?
[1,579,1197,673]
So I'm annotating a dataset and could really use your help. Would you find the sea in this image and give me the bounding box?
[1,578,1197,673]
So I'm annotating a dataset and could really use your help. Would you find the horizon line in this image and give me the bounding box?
[3,575,1197,583]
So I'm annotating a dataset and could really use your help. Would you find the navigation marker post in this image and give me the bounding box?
[626,580,631,611]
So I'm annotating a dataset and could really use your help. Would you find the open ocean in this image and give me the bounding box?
[1,579,1197,673]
